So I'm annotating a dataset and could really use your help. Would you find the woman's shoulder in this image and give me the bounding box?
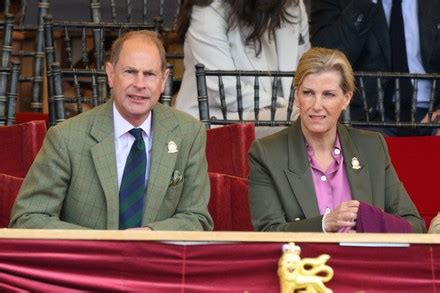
[345,126,384,142]
[192,0,229,16]
[251,127,290,152]
[342,125,387,156]
[189,0,229,29]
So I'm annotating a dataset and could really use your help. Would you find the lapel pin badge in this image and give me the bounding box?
[168,141,178,154]
[351,157,361,170]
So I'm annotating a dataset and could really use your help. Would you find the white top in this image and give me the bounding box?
[113,103,153,189]
[175,0,310,119]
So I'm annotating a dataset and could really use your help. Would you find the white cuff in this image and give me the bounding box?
[322,210,330,233]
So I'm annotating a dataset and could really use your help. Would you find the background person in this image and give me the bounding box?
[10,30,213,231]
[310,0,440,136]
[429,213,440,233]
[174,0,310,131]
[248,47,425,233]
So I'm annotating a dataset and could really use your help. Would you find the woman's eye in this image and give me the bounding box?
[303,90,312,96]
[324,92,335,98]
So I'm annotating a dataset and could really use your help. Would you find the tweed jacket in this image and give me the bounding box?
[10,100,213,231]
[310,0,440,120]
[248,120,426,233]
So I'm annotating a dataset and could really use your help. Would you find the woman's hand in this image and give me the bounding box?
[324,200,360,232]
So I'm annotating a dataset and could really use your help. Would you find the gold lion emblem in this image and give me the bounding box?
[278,243,334,293]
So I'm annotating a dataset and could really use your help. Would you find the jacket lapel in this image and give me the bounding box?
[284,122,375,217]
[372,4,392,69]
[418,0,439,69]
[89,100,119,229]
[284,121,320,218]
[337,124,373,205]
[143,104,180,224]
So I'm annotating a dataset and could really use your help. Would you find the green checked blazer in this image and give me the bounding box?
[248,120,426,233]
[10,100,213,231]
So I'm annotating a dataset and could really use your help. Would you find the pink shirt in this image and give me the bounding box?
[306,136,353,216]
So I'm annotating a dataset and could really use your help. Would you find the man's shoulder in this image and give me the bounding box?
[48,101,111,136]
[154,104,204,127]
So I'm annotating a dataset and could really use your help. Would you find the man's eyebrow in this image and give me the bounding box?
[143,69,161,76]
[123,66,138,71]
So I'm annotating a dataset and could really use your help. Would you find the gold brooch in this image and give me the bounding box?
[168,141,178,154]
[351,157,361,170]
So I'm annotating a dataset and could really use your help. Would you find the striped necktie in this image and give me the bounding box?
[119,128,147,229]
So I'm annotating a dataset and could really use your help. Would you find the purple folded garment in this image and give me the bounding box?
[356,202,412,233]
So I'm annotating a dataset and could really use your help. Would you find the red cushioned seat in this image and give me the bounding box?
[0,173,24,228]
[208,172,253,231]
[15,112,49,126]
[385,136,440,229]
[0,120,47,177]
[206,124,255,178]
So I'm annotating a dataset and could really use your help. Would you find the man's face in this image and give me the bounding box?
[296,70,352,137]
[106,37,169,126]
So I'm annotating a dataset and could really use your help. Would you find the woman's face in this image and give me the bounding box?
[296,70,352,137]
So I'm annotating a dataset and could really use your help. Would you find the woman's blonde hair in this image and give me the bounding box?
[294,47,355,94]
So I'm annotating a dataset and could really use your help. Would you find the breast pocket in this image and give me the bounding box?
[160,181,184,215]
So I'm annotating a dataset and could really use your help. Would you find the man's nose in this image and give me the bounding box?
[133,73,146,88]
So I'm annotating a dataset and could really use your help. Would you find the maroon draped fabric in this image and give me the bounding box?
[386,136,440,228]
[356,201,412,233]
[208,172,253,231]
[0,239,439,292]
[206,124,255,178]
[0,120,47,178]
[0,174,24,228]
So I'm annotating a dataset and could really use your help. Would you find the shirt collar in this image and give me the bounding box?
[306,135,343,164]
[113,103,152,139]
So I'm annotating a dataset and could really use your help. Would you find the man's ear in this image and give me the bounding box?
[160,68,170,93]
[105,62,114,88]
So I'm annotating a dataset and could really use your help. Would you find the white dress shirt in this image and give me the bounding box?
[113,103,153,190]
[375,0,431,107]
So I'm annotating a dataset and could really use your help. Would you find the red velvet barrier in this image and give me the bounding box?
[208,172,253,231]
[0,120,47,178]
[385,136,440,228]
[206,124,256,178]
[0,239,439,292]
[0,174,24,228]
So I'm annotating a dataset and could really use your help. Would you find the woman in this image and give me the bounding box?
[429,214,440,233]
[248,47,426,233]
[174,0,310,125]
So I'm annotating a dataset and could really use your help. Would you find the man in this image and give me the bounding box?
[9,31,213,231]
[310,0,440,136]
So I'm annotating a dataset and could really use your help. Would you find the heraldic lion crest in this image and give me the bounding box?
[278,243,334,293]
